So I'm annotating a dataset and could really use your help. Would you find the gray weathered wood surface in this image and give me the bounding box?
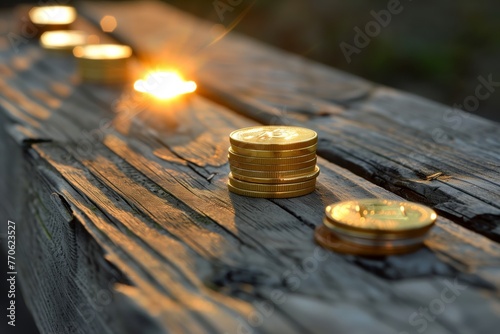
[0,2,499,334]
[82,1,500,242]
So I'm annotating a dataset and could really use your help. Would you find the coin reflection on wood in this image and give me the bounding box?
[228,126,320,198]
[315,199,437,255]
[73,44,132,84]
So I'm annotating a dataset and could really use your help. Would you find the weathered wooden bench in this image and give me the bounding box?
[1,1,499,333]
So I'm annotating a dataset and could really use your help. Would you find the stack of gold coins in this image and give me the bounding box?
[40,30,88,53]
[28,6,77,37]
[73,44,132,84]
[315,199,437,256]
[228,126,320,198]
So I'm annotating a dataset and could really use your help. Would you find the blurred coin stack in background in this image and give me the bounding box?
[28,6,77,37]
[228,126,320,198]
[73,44,132,84]
[40,30,88,53]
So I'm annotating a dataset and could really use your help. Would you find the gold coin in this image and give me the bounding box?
[79,71,128,79]
[314,225,423,256]
[77,66,130,83]
[40,30,88,52]
[230,164,316,178]
[228,148,316,165]
[228,183,316,198]
[324,199,437,237]
[322,218,431,240]
[80,65,129,71]
[29,6,77,25]
[79,71,128,78]
[228,173,316,192]
[80,69,128,76]
[229,157,317,171]
[230,126,317,151]
[77,57,130,63]
[79,63,129,69]
[230,144,317,158]
[73,44,133,60]
[231,166,320,184]
[77,62,130,70]
[78,75,128,84]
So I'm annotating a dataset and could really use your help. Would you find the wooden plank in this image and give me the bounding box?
[19,163,135,334]
[30,133,500,334]
[81,1,500,241]
[4,56,500,333]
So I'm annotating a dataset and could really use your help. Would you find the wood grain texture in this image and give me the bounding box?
[0,4,499,334]
[31,131,500,334]
[81,1,500,242]
[3,58,499,333]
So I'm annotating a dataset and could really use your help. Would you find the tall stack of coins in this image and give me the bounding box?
[228,126,320,198]
[315,199,437,256]
[73,44,132,84]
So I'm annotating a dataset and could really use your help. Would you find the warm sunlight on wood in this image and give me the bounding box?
[134,71,197,100]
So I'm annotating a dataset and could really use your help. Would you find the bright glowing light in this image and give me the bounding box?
[100,15,118,32]
[40,30,87,50]
[73,44,132,59]
[134,71,197,100]
[29,6,77,25]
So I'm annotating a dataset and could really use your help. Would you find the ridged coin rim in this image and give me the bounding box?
[230,164,316,178]
[228,148,316,165]
[227,183,316,198]
[231,166,320,184]
[229,157,317,171]
[230,143,317,158]
[228,173,316,192]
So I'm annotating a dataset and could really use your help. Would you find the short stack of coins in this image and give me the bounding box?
[73,44,132,84]
[315,199,437,256]
[228,126,320,198]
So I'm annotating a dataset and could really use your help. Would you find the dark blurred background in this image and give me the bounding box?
[1,1,499,333]
[3,0,500,122]
[165,0,500,122]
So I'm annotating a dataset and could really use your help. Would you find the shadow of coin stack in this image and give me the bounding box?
[228,126,320,198]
